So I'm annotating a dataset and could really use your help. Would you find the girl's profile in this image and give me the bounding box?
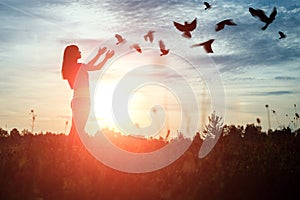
[61,44,114,146]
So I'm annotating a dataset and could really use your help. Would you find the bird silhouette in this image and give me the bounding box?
[173,18,197,38]
[115,34,126,45]
[215,19,237,31]
[159,40,169,56]
[144,30,155,43]
[278,31,286,39]
[204,2,211,10]
[130,43,142,53]
[191,39,215,53]
[249,7,277,30]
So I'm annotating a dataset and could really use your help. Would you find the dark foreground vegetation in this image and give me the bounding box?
[0,124,299,200]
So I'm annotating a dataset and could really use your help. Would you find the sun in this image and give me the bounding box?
[93,80,177,136]
[93,81,118,131]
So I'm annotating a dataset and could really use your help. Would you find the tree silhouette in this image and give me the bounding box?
[203,111,223,139]
[10,128,20,137]
[0,128,8,137]
[21,129,32,136]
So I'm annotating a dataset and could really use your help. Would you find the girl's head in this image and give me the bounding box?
[61,45,81,88]
[63,45,81,62]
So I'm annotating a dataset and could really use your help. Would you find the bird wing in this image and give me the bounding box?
[173,21,187,31]
[200,40,214,53]
[269,7,277,19]
[134,44,141,49]
[191,43,201,48]
[204,2,210,7]
[215,22,225,31]
[199,41,207,46]
[204,44,214,53]
[115,34,123,42]
[249,7,269,23]
[278,31,286,38]
[224,19,237,25]
[115,34,121,40]
[186,18,197,31]
[203,44,213,53]
[144,34,148,41]
[130,44,137,49]
[149,31,154,42]
[159,40,166,50]
[131,44,142,53]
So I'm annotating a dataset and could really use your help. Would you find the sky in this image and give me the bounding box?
[0,0,299,135]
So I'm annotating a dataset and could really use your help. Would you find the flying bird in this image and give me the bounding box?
[144,30,155,43]
[249,7,277,30]
[115,34,126,45]
[278,31,286,39]
[191,39,215,53]
[215,19,237,31]
[173,18,197,38]
[130,43,142,53]
[204,2,211,10]
[159,40,169,56]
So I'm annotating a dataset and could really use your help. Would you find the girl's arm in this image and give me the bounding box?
[86,49,115,71]
[86,47,107,67]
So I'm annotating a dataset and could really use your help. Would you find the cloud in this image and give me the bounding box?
[265,91,294,95]
[250,90,295,96]
[57,38,104,50]
[274,76,298,81]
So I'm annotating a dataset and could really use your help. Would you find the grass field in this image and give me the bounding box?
[0,125,299,200]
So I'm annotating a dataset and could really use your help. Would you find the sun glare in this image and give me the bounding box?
[90,45,212,138]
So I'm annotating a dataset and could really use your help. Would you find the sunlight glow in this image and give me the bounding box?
[92,48,212,138]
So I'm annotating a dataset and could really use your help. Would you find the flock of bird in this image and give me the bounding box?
[114,2,286,55]
[114,31,170,56]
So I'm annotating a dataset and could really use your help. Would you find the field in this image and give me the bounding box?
[0,125,299,200]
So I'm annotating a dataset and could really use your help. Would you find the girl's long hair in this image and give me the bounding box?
[61,45,80,89]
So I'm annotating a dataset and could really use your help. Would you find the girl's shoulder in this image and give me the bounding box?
[78,63,88,68]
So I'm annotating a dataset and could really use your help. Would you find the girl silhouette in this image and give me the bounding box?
[61,45,114,146]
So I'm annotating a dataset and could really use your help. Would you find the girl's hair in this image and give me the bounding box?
[61,45,80,89]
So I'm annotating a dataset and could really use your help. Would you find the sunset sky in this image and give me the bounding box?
[0,0,299,135]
